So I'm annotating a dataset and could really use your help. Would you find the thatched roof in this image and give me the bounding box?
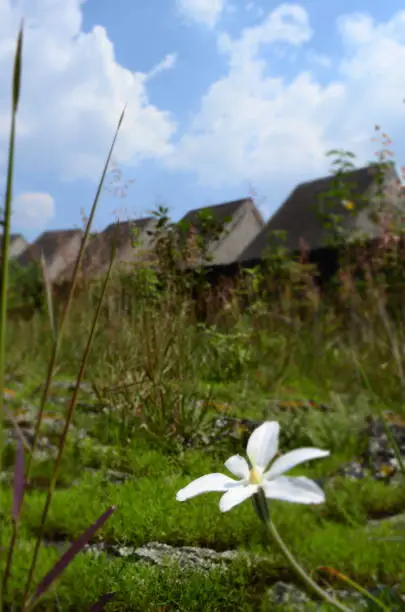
[180,197,263,229]
[17,229,83,267]
[173,197,264,266]
[0,233,27,258]
[59,217,155,282]
[239,163,402,260]
[0,233,25,246]
[177,197,264,255]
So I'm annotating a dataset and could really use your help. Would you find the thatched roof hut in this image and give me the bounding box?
[240,163,404,261]
[17,229,84,283]
[58,217,157,283]
[178,197,265,265]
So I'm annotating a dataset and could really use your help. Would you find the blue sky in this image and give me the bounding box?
[1,0,405,241]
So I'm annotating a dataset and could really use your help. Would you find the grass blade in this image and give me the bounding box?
[12,22,23,111]
[316,567,392,612]
[39,251,57,342]
[5,107,125,607]
[88,593,116,611]
[0,22,23,471]
[26,105,126,481]
[1,434,26,600]
[26,506,116,609]
[22,248,117,604]
[3,404,32,454]
[0,22,24,611]
[12,436,25,521]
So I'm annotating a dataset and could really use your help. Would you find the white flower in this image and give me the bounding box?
[176,421,329,512]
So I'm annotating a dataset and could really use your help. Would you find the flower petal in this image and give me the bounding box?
[246,421,279,471]
[265,447,329,480]
[219,484,257,512]
[263,476,325,504]
[176,473,236,502]
[225,454,249,479]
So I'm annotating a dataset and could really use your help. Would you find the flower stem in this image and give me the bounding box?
[266,518,352,612]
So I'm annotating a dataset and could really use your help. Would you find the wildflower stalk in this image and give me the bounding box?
[252,491,351,612]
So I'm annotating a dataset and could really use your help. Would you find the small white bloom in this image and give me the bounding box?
[176,421,329,512]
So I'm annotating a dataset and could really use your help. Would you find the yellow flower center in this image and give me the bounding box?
[249,467,262,485]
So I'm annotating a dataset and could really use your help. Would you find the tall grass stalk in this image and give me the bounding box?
[21,246,116,605]
[0,24,125,610]
[8,106,126,602]
[25,105,126,481]
[39,252,57,342]
[0,22,23,483]
[0,22,23,612]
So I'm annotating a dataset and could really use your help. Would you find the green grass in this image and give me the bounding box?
[1,382,405,609]
[2,526,262,611]
[3,316,405,611]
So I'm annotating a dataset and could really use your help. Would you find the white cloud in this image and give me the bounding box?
[217,3,312,67]
[333,11,405,154]
[12,191,55,230]
[176,0,227,29]
[0,0,177,182]
[168,3,329,186]
[245,2,264,18]
[167,5,405,194]
[306,51,332,68]
[145,53,178,81]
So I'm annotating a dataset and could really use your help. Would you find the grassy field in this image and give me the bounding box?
[1,283,405,610]
[1,24,405,612]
